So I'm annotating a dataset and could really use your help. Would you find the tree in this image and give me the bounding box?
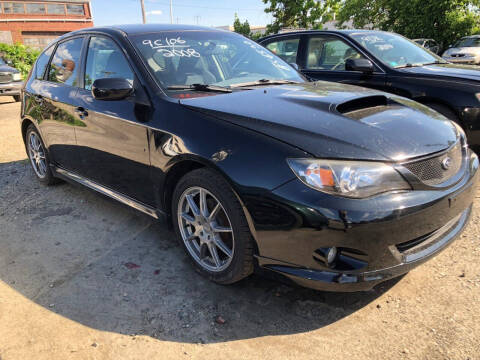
[337,0,480,49]
[263,0,341,34]
[233,13,251,37]
[0,42,40,77]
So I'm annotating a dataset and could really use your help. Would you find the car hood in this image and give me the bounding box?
[399,63,480,81]
[179,81,458,161]
[444,47,480,55]
[0,64,18,73]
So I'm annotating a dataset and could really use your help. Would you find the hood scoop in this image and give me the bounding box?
[336,95,395,120]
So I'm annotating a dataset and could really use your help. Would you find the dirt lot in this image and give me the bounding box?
[0,96,479,360]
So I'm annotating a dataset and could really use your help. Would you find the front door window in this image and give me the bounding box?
[306,36,364,71]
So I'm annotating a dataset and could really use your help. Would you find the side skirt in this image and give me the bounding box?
[54,166,162,220]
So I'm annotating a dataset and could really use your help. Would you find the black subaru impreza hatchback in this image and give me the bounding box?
[21,24,478,291]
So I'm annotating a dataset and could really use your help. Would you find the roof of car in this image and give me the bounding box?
[71,24,220,36]
[258,29,389,41]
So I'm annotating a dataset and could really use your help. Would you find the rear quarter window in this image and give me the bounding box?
[35,45,54,80]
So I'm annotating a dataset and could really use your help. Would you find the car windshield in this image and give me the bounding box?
[350,32,445,68]
[130,31,304,93]
[0,58,5,65]
[454,37,480,48]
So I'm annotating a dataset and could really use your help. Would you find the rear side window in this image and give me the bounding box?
[35,45,54,80]
[84,36,133,91]
[48,37,83,87]
[265,38,300,64]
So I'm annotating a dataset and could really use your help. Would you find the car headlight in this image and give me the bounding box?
[12,73,22,81]
[287,159,411,198]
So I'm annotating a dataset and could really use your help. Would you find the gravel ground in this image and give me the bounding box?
[0,96,479,360]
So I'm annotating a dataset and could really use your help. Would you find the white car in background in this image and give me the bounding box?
[442,35,480,65]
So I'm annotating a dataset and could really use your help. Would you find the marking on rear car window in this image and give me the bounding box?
[142,38,200,58]
[242,40,290,71]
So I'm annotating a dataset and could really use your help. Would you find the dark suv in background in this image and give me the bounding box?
[0,57,23,102]
[259,30,480,148]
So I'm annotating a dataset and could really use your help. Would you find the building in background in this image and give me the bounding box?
[0,0,93,49]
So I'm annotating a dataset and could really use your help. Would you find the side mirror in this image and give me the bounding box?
[289,63,299,71]
[92,78,133,101]
[6,59,13,66]
[345,58,374,73]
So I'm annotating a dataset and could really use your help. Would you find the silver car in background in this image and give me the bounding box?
[442,35,480,65]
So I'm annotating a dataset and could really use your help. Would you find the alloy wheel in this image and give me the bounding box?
[27,132,47,178]
[177,186,235,272]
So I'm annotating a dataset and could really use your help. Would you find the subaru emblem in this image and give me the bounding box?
[442,157,452,170]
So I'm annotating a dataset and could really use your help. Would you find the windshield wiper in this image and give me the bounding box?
[167,83,232,93]
[229,79,300,88]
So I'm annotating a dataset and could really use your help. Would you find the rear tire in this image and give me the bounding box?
[13,95,20,102]
[172,168,254,284]
[25,124,59,186]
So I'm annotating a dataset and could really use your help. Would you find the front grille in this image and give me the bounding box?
[0,72,12,84]
[403,141,463,186]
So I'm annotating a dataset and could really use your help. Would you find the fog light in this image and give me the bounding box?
[327,247,338,265]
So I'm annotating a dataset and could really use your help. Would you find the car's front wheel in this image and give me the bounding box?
[25,124,58,185]
[172,168,254,284]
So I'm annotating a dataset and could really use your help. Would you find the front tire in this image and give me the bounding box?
[172,168,254,284]
[13,95,21,102]
[25,124,58,185]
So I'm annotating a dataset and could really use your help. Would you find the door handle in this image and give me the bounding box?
[75,106,89,119]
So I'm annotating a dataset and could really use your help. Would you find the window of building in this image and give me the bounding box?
[66,4,84,15]
[26,3,46,14]
[46,3,65,14]
[84,37,133,90]
[48,37,84,87]
[3,2,25,14]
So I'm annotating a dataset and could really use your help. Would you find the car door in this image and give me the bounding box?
[300,34,387,91]
[36,36,85,170]
[74,35,154,206]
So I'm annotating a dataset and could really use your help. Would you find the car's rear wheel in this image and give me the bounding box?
[13,95,21,102]
[25,124,58,185]
[172,168,254,284]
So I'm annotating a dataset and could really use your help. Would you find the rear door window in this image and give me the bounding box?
[48,37,84,87]
[265,38,300,64]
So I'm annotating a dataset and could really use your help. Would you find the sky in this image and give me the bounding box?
[90,0,273,28]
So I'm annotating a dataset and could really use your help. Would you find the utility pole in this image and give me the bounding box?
[170,0,173,24]
[140,0,146,24]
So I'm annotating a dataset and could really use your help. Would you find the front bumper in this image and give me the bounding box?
[249,150,478,292]
[0,81,22,96]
